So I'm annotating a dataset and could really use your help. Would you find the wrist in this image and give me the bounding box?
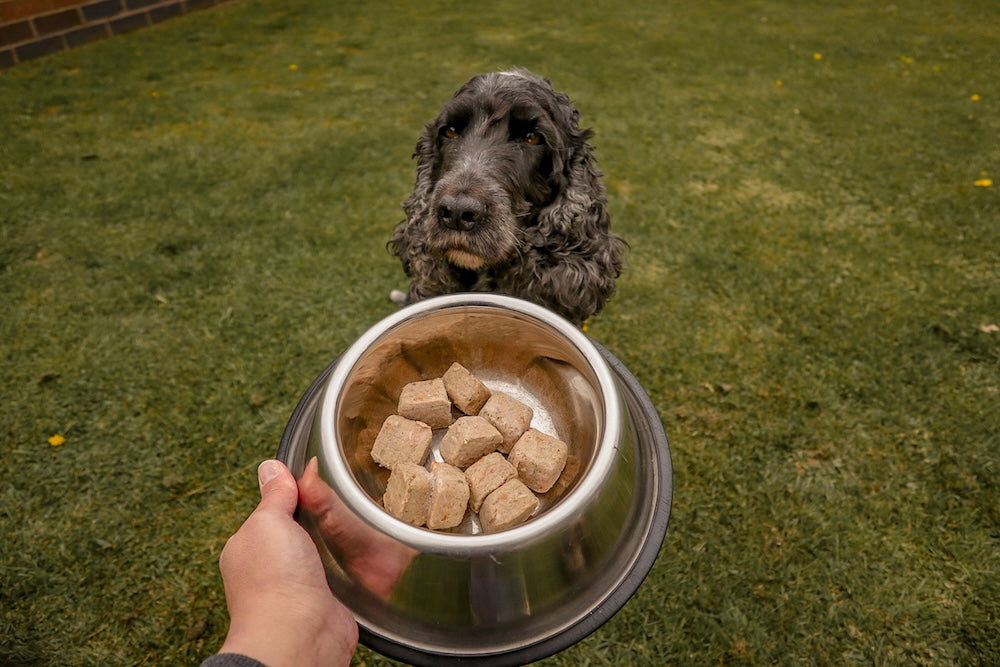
[219,628,299,667]
[219,593,356,667]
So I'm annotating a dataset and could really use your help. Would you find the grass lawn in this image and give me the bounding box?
[1,0,998,664]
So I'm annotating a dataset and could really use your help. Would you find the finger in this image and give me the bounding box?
[298,457,359,539]
[255,459,298,517]
[298,456,333,510]
[297,457,393,551]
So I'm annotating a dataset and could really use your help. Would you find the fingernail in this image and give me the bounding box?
[257,460,281,490]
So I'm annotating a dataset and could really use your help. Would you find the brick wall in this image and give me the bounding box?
[0,0,230,69]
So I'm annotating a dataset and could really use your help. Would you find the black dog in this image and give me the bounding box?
[389,69,625,325]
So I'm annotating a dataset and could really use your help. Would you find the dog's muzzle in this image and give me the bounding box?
[433,190,492,270]
[437,193,487,232]
[429,170,516,272]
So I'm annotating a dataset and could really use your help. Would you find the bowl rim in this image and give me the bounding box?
[315,293,623,553]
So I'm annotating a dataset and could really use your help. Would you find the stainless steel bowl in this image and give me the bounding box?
[278,294,672,666]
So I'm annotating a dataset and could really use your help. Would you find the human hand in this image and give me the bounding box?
[216,460,358,667]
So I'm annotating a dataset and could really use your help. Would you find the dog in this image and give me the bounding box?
[388,69,626,325]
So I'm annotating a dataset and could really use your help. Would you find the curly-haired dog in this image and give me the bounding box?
[389,69,626,325]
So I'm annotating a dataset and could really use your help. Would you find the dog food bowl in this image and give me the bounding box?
[277,294,672,666]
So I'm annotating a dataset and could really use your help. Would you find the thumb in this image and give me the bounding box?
[255,459,298,516]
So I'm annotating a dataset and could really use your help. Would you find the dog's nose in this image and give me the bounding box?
[437,194,486,232]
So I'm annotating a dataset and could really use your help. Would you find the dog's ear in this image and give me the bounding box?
[527,118,627,324]
[404,120,439,223]
[535,109,614,256]
[389,119,439,275]
[537,90,579,193]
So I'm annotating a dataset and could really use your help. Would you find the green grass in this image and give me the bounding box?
[2,0,998,664]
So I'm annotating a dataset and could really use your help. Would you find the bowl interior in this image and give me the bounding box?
[333,305,606,534]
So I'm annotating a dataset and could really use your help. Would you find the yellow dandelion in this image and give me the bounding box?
[971,93,981,102]
[776,80,783,87]
[974,178,993,188]
[899,55,914,64]
[48,434,66,446]
[813,52,823,61]
[149,90,160,98]
[289,63,299,71]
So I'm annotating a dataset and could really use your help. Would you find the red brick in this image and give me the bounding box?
[14,33,64,61]
[1,0,82,22]
[33,7,81,35]
[0,20,34,47]
[64,21,106,47]
[108,11,147,34]
[149,2,181,23]
[80,0,121,20]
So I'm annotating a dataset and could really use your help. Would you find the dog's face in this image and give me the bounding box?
[391,69,623,325]
[419,71,572,272]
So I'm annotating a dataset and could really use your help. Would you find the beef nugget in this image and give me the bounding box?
[479,478,538,533]
[478,391,533,453]
[370,414,433,469]
[465,452,518,512]
[439,415,503,469]
[427,462,470,530]
[507,428,568,493]
[397,378,452,429]
[441,362,491,415]
[382,463,432,526]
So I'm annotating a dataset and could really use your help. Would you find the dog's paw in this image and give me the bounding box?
[389,289,409,305]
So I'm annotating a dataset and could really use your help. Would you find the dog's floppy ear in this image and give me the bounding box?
[541,94,582,192]
[389,120,437,277]
[526,111,626,324]
[405,121,438,221]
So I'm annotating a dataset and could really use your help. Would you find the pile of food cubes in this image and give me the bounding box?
[370,362,570,532]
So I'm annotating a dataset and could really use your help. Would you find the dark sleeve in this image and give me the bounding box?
[200,654,269,667]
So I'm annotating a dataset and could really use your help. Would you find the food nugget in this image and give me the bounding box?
[465,452,518,512]
[397,378,453,429]
[382,463,432,526]
[441,362,491,415]
[478,392,533,453]
[427,462,470,530]
[439,416,503,469]
[507,428,569,493]
[479,479,538,533]
[370,414,433,469]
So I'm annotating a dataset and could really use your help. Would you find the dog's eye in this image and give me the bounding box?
[440,126,460,139]
[522,131,543,146]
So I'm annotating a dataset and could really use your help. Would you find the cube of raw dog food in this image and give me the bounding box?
[508,428,569,493]
[479,478,538,533]
[478,391,533,453]
[397,378,452,429]
[382,463,432,526]
[439,416,503,469]
[465,452,518,512]
[441,362,492,415]
[427,462,470,530]
[370,414,433,469]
